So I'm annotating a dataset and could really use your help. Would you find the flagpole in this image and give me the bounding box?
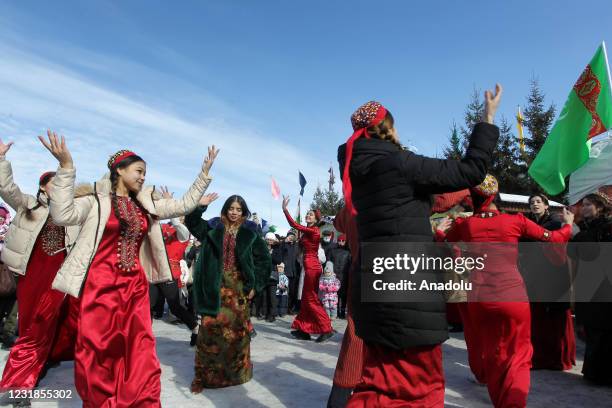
[602,41,612,101]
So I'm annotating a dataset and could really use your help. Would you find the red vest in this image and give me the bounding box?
[162,224,189,283]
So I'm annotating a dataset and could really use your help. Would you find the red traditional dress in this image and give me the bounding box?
[439,210,572,408]
[283,209,332,335]
[0,219,78,390]
[75,197,161,407]
[161,224,189,286]
[331,207,364,388]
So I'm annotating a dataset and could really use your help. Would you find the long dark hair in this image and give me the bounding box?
[110,155,150,230]
[221,195,251,225]
[25,172,56,220]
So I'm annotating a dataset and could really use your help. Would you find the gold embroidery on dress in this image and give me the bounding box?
[40,220,65,256]
[116,197,145,272]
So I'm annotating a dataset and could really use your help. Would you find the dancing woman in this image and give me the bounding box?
[39,132,217,407]
[185,194,271,391]
[338,87,501,407]
[282,196,333,343]
[521,193,576,371]
[569,190,612,385]
[0,134,80,391]
[436,175,574,408]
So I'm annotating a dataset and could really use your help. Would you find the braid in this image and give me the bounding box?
[25,190,44,220]
[110,171,129,232]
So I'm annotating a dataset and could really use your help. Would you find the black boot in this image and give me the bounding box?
[190,333,198,347]
[316,331,335,343]
[327,384,353,408]
[291,330,311,340]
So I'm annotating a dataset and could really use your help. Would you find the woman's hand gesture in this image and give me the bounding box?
[482,84,503,124]
[436,217,453,234]
[562,207,575,226]
[203,145,220,176]
[199,192,219,207]
[282,195,290,211]
[38,130,74,169]
[159,186,173,199]
[0,138,14,156]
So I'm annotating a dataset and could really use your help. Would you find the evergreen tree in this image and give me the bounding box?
[443,121,463,159]
[491,116,522,194]
[523,78,556,165]
[310,184,344,216]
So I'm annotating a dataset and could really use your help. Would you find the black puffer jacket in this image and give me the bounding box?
[569,216,612,330]
[279,241,299,278]
[520,212,570,309]
[329,246,351,282]
[338,122,499,349]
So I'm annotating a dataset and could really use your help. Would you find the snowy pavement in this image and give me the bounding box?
[1,315,611,407]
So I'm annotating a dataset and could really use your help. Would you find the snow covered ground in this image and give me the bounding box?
[1,315,611,407]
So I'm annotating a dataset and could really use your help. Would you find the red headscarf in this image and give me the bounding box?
[470,174,499,212]
[342,101,388,215]
[39,171,56,186]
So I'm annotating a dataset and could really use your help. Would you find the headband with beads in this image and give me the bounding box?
[108,150,137,170]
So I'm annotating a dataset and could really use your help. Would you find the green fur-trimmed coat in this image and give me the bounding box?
[185,206,271,317]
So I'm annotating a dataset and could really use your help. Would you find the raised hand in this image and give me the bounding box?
[562,207,575,226]
[482,83,503,124]
[282,195,290,211]
[38,130,74,169]
[159,186,173,199]
[0,138,14,156]
[199,192,219,206]
[203,145,220,176]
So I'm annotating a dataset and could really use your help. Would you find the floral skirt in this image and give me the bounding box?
[193,266,252,389]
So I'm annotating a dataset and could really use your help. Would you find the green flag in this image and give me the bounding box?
[529,43,612,195]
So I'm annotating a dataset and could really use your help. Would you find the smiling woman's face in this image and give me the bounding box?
[118,161,147,193]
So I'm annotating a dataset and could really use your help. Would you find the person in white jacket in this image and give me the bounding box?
[38,131,218,408]
[0,134,80,392]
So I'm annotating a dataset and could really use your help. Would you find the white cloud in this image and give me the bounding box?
[0,43,332,232]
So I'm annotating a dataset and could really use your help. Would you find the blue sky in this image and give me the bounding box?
[1,1,612,231]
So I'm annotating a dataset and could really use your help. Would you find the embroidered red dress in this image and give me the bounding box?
[283,210,332,334]
[0,219,78,390]
[75,197,161,408]
[439,211,571,408]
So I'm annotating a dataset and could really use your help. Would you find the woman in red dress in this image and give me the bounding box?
[282,195,333,343]
[0,134,80,391]
[436,174,574,408]
[39,132,217,407]
[521,194,576,371]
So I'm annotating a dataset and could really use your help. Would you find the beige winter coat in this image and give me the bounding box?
[0,157,80,274]
[50,165,212,298]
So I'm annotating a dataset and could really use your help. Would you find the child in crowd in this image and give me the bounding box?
[319,262,340,319]
[276,262,289,317]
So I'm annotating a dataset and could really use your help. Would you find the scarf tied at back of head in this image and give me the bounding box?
[342,101,388,216]
[470,174,499,212]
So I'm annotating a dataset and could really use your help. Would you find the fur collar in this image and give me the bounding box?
[71,173,162,214]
